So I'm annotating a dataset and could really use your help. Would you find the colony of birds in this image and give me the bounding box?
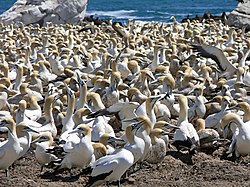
[0,16,250,186]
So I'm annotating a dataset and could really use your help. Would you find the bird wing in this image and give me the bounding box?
[0,149,6,159]
[63,141,78,153]
[92,159,118,177]
[112,22,125,38]
[190,43,237,72]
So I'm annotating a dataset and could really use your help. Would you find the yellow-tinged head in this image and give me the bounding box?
[195,118,206,131]
[19,99,27,110]
[220,113,241,129]
[72,124,92,137]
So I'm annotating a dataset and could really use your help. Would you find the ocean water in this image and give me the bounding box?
[0,0,238,22]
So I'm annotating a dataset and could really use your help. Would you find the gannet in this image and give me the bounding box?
[86,147,134,187]
[87,101,139,131]
[91,116,115,142]
[87,92,105,112]
[28,71,43,93]
[61,84,75,134]
[120,123,145,164]
[188,86,207,121]
[16,122,39,159]
[124,115,152,162]
[29,95,58,138]
[127,87,147,104]
[38,60,57,83]
[191,43,237,78]
[24,95,42,121]
[99,134,125,155]
[195,118,220,149]
[102,71,121,108]
[135,95,164,129]
[0,118,22,177]
[227,102,250,122]
[173,95,200,152]
[53,124,94,173]
[205,96,231,134]
[221,113,250,158]
[145,128,169,164]
[32,132,58,172]
[75,72,88,111]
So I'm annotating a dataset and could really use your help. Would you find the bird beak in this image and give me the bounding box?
[163,122,179,129]
[123,117,138,123]
[24,126,40,134]
[52,94,63,104]
[131,122,142,131]
[31,135,47,144]
[68,128,79,134]
[147,72,155,81]
[226,105,240,111]
[161,131,174,136]
[65,83,73,97]
[107,136,125,143]
[76,72,84,86]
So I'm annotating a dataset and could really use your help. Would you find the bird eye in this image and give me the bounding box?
[78,127,84,131]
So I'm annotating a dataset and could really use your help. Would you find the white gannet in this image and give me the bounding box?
[221,113,250,158]
[86,147,134,187]
[30,95,58,138]
[124,115,152,162]
[28,71,43,93]
[99,134,125,155]
[0,117,22,177]
[24,95,42,121]
[102,71,121,108]
[121,123,145,164]
[205,96,231,134]
[87,101,139,131]
[91,116,115,142]
[61,84,76,134]
[87,92,105,112]
[32,132,58,172]
[53,124,94,173]
[188,86,207,122]
[16,122,39,159]
[135,95,163,129]
[173,95,200,152]
[75,72,88,111]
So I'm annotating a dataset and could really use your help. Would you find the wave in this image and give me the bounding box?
[86,10,139,19]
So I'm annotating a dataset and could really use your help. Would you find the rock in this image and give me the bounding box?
[228,0,250,30]
[0,0,88,26]
[128,177,136,184]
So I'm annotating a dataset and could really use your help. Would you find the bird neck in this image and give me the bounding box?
[66,94,75,117]
[178,100,188,124]
[8,122,17,138]
[126,127,135,144]
[78,84,87,109]
[243,106,250,122]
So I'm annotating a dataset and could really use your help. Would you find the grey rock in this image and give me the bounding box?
[0,0,88,26]
[228,0,250,30]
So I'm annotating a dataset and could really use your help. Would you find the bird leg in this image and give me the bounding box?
[118,179,121,187]
[69,168,72,177]
[5,168,9,177]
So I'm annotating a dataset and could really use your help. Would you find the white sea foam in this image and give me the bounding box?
[86,10,139,19]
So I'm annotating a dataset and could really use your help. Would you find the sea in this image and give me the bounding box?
[0,0,238,23]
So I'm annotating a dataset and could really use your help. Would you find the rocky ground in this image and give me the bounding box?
[1,145,250,187]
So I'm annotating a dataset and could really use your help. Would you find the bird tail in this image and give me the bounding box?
[84,171,112,187]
